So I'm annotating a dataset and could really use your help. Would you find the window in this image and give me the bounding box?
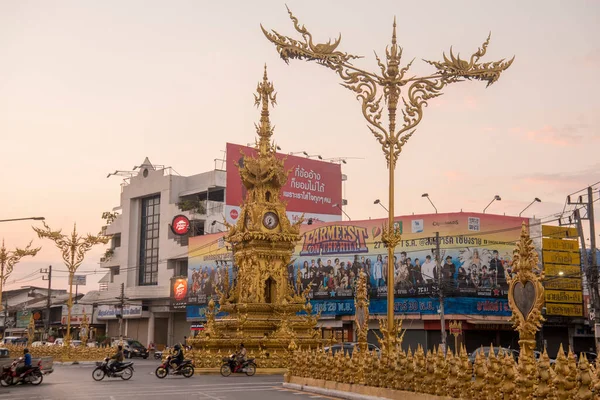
[112,234,121,248]
[139,195,160,285]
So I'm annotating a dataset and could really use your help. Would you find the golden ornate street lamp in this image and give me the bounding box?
[0,240,40,312]
[33,222,108,345]
[262,8,513,337]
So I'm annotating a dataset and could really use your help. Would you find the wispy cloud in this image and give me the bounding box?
[515,119,599,146]
[520,164,600,193]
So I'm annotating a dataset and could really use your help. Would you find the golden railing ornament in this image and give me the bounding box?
[80,312,90,346]
[27,314,35,346]
[449,320,462,354]
[33,221,108,346]
[262,7,513,334]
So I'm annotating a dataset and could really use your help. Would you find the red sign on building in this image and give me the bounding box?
[224,143,343,224]
[171,215,190,235]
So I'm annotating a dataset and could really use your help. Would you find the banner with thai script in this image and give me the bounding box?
[224,143,343,225]
[187,212,531,314]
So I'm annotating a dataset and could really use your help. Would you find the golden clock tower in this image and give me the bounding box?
[191,66,323,367]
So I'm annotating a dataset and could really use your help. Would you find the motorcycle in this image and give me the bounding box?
[0,358,44,386]
[153,351,163,360]
[92,358,134,381]
[154,355,194,378]
[220,355,256,377]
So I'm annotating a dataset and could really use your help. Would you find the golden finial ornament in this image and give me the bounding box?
[32,221,108,345]
[575,353,593,400]
[0,239,41,312]
[506,223,545,358]
[263,7,513,333]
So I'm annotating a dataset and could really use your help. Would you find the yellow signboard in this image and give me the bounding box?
[546,303,583,317]
[545,290,583,304]
[542,238,579,251]
[544,264,581,277]
[543,250,581,266]
[544,278,582,291]
[542,225,578,239]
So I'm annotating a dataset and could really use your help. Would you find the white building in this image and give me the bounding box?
[89,158,226,347]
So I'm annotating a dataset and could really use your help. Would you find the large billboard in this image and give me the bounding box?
[187,212,531,318]
[224,143,343,225]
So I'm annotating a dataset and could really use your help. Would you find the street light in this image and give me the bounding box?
[332,203,351,221]
[483,195,502,213]
[302,151,323,160]
[374,199,389,213]
[519,197,542,217]
[421,193,438,213]
[0,217,45,223]
[263,8,512,345]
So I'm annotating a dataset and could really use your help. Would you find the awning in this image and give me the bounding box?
[317,319,343,328]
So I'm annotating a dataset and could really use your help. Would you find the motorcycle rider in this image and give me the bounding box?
[109,345,124,373]
[16,348,32,377]
[171,344,184,371]
[234,343,247,371]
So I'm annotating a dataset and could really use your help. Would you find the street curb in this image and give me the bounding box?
[283,383,386,400]
[194,368,286,375]
[54,361,99,366]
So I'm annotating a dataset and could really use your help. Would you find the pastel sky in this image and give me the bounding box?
[1,1,599,292]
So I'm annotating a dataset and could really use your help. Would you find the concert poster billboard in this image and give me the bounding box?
[224,143,343,225]
[187,212,532,318]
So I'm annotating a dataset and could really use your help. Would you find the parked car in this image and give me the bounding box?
[533,350,556,365]
[468,347,519,364]
[324,342,381,358]
[31,341,47,347]
[0,337,27,346]
[112,339,149,359]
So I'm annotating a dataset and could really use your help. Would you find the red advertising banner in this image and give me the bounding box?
[224,143,343,224]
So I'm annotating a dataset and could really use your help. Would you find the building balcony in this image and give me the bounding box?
[100,247,121,268]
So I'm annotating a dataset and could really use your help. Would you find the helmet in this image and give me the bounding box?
[23,348,29,354]
[174,344,181,350]
[240,343,244,348]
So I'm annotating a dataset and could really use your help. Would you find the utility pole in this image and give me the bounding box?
[41,265,52,338]
[115,283,128,342]
[573,207,600,352]
[588,187,598,282]
[435,232,446,353]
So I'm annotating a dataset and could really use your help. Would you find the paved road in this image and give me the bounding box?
[0,359,338,400]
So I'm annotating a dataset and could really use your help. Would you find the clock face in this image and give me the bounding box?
[262,211,279,230]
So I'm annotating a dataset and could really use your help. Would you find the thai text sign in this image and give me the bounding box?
[546,303,583,317]
[542,238,578,251]
[97,304,143,320]
[544,278,582,291]
[224,143,343,225]
[542,251,580,266]
[60,304,94,325]
[542,225,578,239]
[544,264,581,277]
[545,290,583,304]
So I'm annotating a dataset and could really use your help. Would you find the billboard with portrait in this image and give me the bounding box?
[224,143,343,225]
[187,212,532,318]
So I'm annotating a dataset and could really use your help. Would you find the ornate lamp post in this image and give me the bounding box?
[0,240,40,312]
[33,222,108,345]
[262,8,513,335]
